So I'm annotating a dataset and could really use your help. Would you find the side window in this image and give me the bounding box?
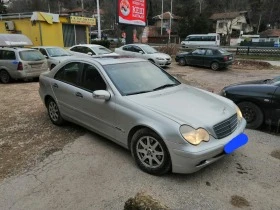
[192,49,205,55]
[1,50,16,60]
[123,46,133,51]
[83,47,95,55]
[206,50,214,56]
[133,46,142,53]
[54,62,83,86]
[71,46,81,53]
[81,64,106,92]
[39,49,48,56]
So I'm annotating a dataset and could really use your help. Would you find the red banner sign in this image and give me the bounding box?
[117,0,146,26]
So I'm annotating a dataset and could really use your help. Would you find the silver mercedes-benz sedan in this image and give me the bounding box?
[39,56,248,175]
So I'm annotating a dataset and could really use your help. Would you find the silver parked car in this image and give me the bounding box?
[39,57,248,175]
[115,44,172,67]
[32,46,74,70]
[69,44,118,57]
[0,48,48,83]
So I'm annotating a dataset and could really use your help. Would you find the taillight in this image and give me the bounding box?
[17,62,23,71]
[223,56,229,61]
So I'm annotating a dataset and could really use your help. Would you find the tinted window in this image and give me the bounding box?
[123,46,133,51]
[0,50,16,60]
[133,46,142,53]
[83,47,94,55]
[71,46,82,53]
[54,62,83,86]
[81,64,106,92]
[192,49,206,55]
[206,50,214,55]
[19,50,45,61]
[39,48,48,56]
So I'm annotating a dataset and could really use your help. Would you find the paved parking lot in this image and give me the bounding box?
[0,63,279,209]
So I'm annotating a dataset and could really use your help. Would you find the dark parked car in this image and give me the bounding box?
[220,76,280,129]
[175,47,234,70]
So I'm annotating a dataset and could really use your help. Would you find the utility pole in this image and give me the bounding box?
[47,0,50,13]
[81,0,84,16]
[168,0,172,43]
[97,0,101,39]
[161,0,163,35]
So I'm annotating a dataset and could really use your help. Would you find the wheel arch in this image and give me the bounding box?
[44,95,54,107]
[127,125,165,151]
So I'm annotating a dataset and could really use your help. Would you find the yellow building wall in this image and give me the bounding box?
[0,17,90,47]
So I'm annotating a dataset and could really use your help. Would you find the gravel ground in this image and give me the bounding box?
[0,61,279,209]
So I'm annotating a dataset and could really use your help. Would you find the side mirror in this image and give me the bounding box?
[87,52,93,56]
[44,55,49,59]
[139,50,144,54]
[92,90,111,101]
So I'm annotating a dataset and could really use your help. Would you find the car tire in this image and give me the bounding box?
[238,102,264,129]
[211,62,220,71]
[0,70,11,84]
[178,58,186,66]
[47,98,65,126]
[131,128,171,175]
[50,64,56,70]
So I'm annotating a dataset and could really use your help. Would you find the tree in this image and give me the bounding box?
[0,0,7,14]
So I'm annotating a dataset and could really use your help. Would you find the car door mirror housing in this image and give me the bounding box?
[44,55,49,59]
[139,50,144,54]
[92,90,111,101]
[87,52,93,56]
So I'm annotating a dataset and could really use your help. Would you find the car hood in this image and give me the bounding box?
[228,79,268,86]
[127,85,236,130]
[150,52,171,59]
[50,55,73,61]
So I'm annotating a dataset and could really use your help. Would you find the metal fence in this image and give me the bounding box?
[236,47,280,56]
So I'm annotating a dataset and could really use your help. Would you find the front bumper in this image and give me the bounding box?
[167,119,247,174]
[156,59,172,67]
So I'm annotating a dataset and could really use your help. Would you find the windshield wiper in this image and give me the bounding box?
[126,90,152,96]
[153,84,177,91]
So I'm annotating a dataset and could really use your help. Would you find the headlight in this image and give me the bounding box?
[237,106,243,122]
[220,89,226,96]
[180,125,210,145]
[156,57,164,60]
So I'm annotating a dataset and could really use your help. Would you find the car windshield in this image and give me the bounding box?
[104,61,180,96]
[92,47,112,55]
[46,48,71,57]
[268,76,280,85]
[19,50,45,61]
[140,45,158,54]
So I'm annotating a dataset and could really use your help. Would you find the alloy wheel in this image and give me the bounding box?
[48,101,59,122]
[136,136,164,168]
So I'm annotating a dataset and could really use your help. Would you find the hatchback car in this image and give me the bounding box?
[115,44,172,67]
[0,48,48,83]
[39,57,247,175]
[175,47,234,70]
[69,44,118,57]
[221,76,280,129]
[32,46,74,70]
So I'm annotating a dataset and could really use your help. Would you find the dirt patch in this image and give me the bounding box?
[0,82,85,181]
[230,195,250,208]
[233,60,279,70]
[271,150,280,160]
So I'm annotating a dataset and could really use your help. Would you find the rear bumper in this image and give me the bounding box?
[167,119,246,174]
[11,69,49,80]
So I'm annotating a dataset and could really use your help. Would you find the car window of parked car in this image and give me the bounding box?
[19,50,45,61]
[71,46,82,53]
[133,46,142,53]
[39,49,48,57]
[192,49,206,55]
[0,50,16,60]
[83,47,95,55]
[206,50,214,56]
[54,62,83,86]
[123,46,133,51]
[104,61,180,96]
[81,64,106,92]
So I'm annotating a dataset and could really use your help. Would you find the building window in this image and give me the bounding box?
[218,22,224,28]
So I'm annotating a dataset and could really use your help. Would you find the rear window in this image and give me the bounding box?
[218,49,228,54]
[19,50,45,61]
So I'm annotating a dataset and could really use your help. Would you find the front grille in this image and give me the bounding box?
[213,114,238,139]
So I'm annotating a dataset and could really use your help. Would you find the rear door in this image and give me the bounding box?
[204,49,215,67]
[0,50,18,77]
[52,62,84,119]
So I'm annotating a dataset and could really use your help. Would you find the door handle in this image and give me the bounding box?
[75,92,83,98]
[53,83,58,88]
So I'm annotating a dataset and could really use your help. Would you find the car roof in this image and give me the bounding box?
[123,44,149,47]
[72,44,103,48]
[60,56,147,66]
[32,46,64,49]
[0,47,38,52]
[197,47,223,50]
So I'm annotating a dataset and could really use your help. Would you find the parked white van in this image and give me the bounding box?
[181,33,220,48]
